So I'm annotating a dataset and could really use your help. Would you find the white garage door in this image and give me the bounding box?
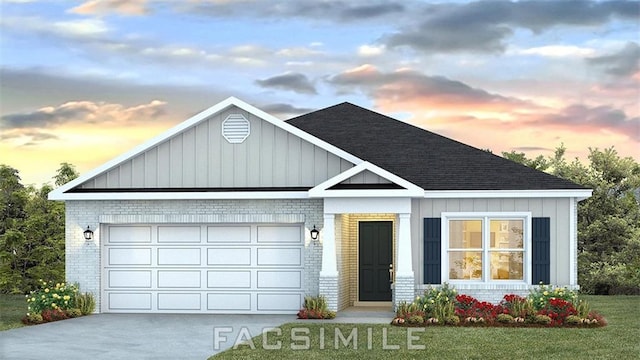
[102,224,304,314]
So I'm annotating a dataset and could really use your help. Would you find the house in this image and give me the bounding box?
[49,97,592,314]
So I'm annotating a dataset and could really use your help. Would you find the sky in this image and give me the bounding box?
[1,0,638,187]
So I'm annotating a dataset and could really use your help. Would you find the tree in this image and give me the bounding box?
[0,163,75,293]
[503,146,640,294]
[501,150,550,172]
[0,165,27,237]
[53,162,79,187]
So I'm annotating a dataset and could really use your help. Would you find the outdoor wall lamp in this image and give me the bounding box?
[310,225,320,242]
[83,226,94,241]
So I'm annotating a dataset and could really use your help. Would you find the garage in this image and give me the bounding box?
[102,223,305,314]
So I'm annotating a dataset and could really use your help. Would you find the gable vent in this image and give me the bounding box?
[222,114,250,144]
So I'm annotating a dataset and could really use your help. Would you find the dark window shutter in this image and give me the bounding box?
[532,217,551,285]
[423,218,441,284]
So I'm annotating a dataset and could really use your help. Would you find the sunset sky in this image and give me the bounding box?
[1,0,638,187]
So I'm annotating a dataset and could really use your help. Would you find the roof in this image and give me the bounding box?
[286,102,586,191]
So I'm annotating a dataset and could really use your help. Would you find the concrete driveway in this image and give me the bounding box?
[0,313,293,360]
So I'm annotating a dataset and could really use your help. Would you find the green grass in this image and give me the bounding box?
[211,296,640,359]
[0,294,26,331]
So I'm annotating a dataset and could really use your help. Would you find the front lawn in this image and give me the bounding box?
[0,294,26,331]
[211,296,640,359]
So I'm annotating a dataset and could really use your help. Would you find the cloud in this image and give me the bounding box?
[358,44,385,57]
[0,16,109,40]
[522,104,640,141]
[511,146,554,152]
[514,45,595,58]
[256,72,317,94]
[0,129,59,143]
[69,0,150,16]
[261,103,315,119]
[328,64,530,111]
[587,41,640,77]
[384,0,639,53]
[183,1,406,21]
[1,100,167,130]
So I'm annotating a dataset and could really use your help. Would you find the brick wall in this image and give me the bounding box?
[65,199,323,312]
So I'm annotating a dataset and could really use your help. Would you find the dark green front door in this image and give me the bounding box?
[359,221,392,301]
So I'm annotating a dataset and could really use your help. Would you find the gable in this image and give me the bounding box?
[75,105,354,190]
[309,161,424,198]
[50,97,362,199]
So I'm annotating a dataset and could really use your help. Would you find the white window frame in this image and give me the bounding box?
[441,212,532,284]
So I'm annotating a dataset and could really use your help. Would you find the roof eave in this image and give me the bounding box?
[423,189,593,199]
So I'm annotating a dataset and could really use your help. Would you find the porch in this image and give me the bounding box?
[317,198,416,312]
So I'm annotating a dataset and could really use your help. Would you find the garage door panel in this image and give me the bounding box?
[109,248,152,265]
[158,293,201,310]
[158,270,201,288]
[158,248,201,265]
[207,248,251,265]
[257,248,302,266]
[104,223,304,314]
[208,293,251,311]
[208,270,251,288]
[257,293,302,311]
[109,226,152,243]
[109,270,152,288]
[109,293,152,310]
[207,226,251,243]
[257,271,301,289]
[257,226,302,244]
[158,226,201,243]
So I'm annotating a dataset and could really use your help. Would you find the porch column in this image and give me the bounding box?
[319,214,338,311]
[394,213,415,308]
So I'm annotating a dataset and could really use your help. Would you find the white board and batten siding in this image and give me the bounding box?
[102,223,305,314]
[79,106,355,190]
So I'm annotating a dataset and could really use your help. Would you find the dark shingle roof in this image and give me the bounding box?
[287,103,585,191]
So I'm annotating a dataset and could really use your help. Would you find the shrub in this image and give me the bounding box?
[66,308,82,318]
[415,283,457,320]
[396,301,419,318]
[500,294,534,318]
[445,315,460,325]
[408,314,424,325]
[565,315,582,325]
[496,314,514,323]
[26,280,78,314]
[76,292,96,315]
[22,313,43,325]
[528,283,578,311]
[41,309,68,322]
[297,295,336,319]
[575,299,591,318]
[537,298,577,325]
[534,314,552,325]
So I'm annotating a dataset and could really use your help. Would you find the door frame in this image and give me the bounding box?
[356,220,394,305]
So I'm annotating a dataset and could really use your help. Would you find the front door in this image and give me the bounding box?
[358,221,392,301]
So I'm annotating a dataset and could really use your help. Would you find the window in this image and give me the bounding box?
[444,213,529,282]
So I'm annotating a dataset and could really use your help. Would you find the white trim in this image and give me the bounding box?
[309,161,424,198]
[569,197,577,286]
[324,197,412,215]
[49,191,310,201]
[424,189,592,199]
[441,212,532,285]
[320,214,338,277]
[396,213,414,277]
[49,96,363,201]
